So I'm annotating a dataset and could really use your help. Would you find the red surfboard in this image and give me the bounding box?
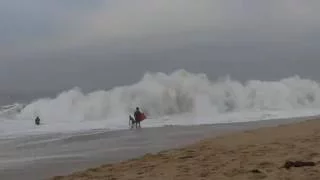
[139,113,146,121]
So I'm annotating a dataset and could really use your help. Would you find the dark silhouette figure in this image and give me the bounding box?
[35,116,40,125]
[134,107,142,128]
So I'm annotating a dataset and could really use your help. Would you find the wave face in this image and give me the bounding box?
[1,69,320,135]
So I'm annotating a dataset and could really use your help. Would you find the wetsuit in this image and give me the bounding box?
[35,117,40,125]
[134,110,142,128]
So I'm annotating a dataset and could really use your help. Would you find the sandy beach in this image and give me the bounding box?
[52,119,320,180]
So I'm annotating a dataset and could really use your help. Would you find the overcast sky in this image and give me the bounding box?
[1,0,320,97]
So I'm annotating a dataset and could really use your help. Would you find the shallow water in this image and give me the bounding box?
[0,115,317,180]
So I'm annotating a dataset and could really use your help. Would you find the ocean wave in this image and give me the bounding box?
[1,69,317,124]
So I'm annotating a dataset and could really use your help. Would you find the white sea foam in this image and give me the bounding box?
[1,69,320,136]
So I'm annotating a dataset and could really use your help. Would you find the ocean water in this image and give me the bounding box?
[1,69,320,137]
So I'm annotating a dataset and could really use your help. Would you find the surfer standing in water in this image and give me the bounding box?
[134,107,142,128]
[35,116,40,125]
[129,107,146,129]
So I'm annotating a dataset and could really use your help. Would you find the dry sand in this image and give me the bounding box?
[52,119,320,180]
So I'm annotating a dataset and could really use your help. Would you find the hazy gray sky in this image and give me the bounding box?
[1,0,320,98]
[2,0,320,57]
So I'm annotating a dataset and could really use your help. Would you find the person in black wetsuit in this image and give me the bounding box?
[134,107,142,128]
[35,116,40,125]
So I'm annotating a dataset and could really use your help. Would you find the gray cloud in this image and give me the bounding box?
[1,0,320,58]
[1,0,320,100]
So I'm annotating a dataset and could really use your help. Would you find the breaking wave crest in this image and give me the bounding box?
[3,69,320,125]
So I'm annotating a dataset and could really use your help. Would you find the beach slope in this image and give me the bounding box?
[53,119,320,180]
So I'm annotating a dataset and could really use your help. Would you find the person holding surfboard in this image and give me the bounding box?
[134,107,146,128]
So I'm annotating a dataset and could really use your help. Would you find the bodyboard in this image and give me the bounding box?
[139,113,146,121]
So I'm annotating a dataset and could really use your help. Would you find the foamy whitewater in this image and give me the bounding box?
[1,69,320,137]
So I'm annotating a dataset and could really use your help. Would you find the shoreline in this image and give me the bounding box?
[1,115,319,180]
[2,113,319,139]
[52,118,320,180]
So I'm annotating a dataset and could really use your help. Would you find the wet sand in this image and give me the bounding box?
[52,117,320,180]
[0,116,317,180]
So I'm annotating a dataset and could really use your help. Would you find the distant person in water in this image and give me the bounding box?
[35,116,40,125]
